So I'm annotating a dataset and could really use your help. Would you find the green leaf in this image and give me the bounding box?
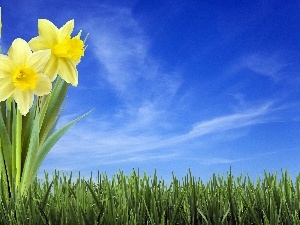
[39,78,69,145]
[0,102,6,125]
[20,112,40,194]
[32,110,93,183]
[21,100,38,168]
[0,104,12,188]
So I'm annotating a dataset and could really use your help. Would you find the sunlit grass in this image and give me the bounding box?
[0,169,299,224]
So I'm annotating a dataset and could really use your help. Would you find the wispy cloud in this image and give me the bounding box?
[199,157,243,166]
[231,52,289,81]
[84,6,180,96]
[87,8,148,93]
[186,103,271,138]
[44,102,273,174]
[77,5,182,132]
[192,149,279,166]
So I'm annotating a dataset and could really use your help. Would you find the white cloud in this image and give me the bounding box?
[191,149,279,166]
[200,157,241,166]
[79,5,182,132]
[231,53,289,80]
[43,102,273,173]
[98,151,180,165]
[187,103,270,138]
[84,7,149,93]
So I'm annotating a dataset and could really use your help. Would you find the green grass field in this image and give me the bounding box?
[0,169,299,224]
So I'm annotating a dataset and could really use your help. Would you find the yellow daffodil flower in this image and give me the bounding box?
[0,38,52,115]
[29,19,84,86]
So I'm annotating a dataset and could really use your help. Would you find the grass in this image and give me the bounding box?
[0,169,299,224]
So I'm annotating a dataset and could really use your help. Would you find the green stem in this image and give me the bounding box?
[39,77,61,129]
[6,96,12,138]
[15,109,22,189]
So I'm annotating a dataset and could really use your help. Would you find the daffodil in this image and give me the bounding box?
[29,19,84,86]
[0,38,51,115]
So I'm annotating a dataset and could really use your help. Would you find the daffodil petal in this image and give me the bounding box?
[13,89,34,115]
[38,19,58,45]
[0,78,15,101]
[58,19,74,41]
[76,30,82,39]
[44,55,58,81]
[0,55,14,78]
[8,38,31,66]
[28,36,51,51]
[26,50,51,73]
[58,58,78,86]
[34,74,52,96]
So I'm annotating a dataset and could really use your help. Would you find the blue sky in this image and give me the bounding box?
[1,0,300,182]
